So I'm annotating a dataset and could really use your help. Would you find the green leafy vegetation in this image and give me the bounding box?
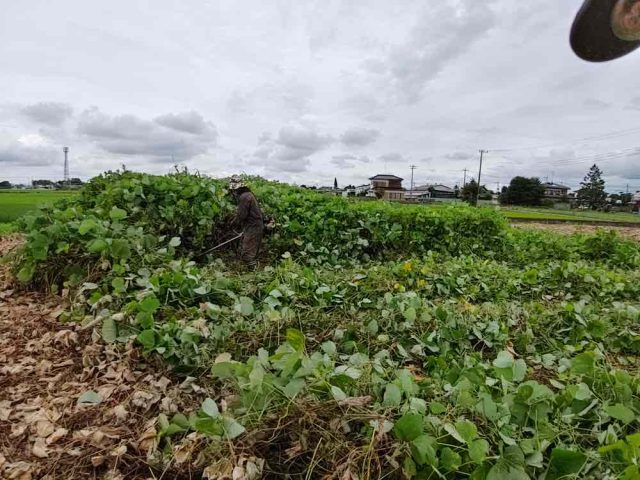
[8,171,640,478]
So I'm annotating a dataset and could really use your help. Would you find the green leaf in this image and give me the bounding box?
[487,446,529,480]
[222,417,245,439]
[111,277,126,292]
[430,401,447,415]
[512,359,527,382]
[286,328,305,351]
[137,329,156,349]
[469,439,490,464]
[393,413,423,442]
[571,351,595,376]
[330,385,347,402]
[101,317,117,343]
[545,449,586,480]
[238,296,254,316]
[109,207,128,221]
[17,263,35,283]
[367,319,379,335]
[476,393,500,421]
[404,307,417,322]
[403,456,417,478]
[605,404,636,424]
[139,295,160,313]
[193,416,223,436]
[201,398,220,418]
[171,413,190,429]
[78,218,97,235]
[77,390,102,405]
[168,236,181,247]
[160,423,187,437]
[88,239,108,253]
[410,434,438,467]
[440,447,462,472]
[455,420,478,444]
[110,239,131,259]
[383,384,402,407]
[135,311,154,329]
[493,351,514,369]
[283,378,306,399]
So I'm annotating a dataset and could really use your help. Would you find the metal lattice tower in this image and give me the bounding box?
[63,147,69,184]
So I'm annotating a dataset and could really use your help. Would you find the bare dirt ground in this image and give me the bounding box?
[0,236,218,480]
[513,223,640,241]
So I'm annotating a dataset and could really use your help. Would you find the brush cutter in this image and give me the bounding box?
[203,232,243,255]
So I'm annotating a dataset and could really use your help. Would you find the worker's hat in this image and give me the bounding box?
[571,0,640,62]
[229,174,245,191]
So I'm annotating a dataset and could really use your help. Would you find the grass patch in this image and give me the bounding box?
[0,222,17,235]
[0,190,76,222]
[500,206,640,224]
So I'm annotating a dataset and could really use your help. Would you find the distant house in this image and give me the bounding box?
[543,183,570,200]
[405,184,456,201]
[317,186,342,196]
[369,174,405,201]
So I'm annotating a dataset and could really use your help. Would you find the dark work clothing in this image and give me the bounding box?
[240,225,263,269]
[232,190,264,229]
[232,188,264,268]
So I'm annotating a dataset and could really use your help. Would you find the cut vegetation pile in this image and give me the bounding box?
[4,172,640,479]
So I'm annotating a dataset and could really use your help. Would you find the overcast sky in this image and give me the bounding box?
[1,0,640,192]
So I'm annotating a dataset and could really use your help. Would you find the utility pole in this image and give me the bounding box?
[463,168,468,187]
[475,150,487,206]
[63,147,69,186]
[410,165,417,194]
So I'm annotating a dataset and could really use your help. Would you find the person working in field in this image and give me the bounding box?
[571,0,640,61]
[229,175,264,270]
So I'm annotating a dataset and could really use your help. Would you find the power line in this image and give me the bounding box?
[409,165,417,193]
[490,126,640,153]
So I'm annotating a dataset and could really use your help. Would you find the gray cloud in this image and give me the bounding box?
[250,124,333,174]
[0,139,59,167]
[340,127,380,147]
[379,152,406,164]
[331,154,370,168]
[625,97,640,111]
[367,1,496,103]
[583,99,611,110]
[444,151,473,160]
[21,102,73,126]
[77,107,217,162]
[154,111,216,136]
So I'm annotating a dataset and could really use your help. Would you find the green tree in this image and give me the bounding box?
[577,164,606,210]
[500,177,546,206]
[461,179,478,204]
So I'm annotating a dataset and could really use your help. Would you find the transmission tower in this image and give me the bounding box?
[63,147,69,185]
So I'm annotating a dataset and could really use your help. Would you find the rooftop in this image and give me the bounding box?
[544,183,570,190]
[412,184,455,193]
[369,174,403,181]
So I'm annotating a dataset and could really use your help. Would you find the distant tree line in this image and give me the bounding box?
[0,178,84,189]
[496,164,627,210]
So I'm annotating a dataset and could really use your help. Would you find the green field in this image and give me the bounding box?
[0,190,74,223]
[498,206,640,224]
